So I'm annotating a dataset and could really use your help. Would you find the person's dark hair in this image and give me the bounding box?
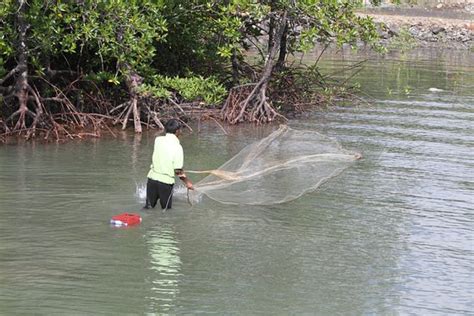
[165,119,181,134]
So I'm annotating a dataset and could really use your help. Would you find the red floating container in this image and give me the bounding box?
[110,213,142,227]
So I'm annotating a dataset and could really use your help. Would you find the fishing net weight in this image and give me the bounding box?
[186,125,360,205]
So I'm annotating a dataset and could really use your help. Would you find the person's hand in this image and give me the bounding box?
[354,153,362,160]
[185,180,194,190]
[178,170,194,189]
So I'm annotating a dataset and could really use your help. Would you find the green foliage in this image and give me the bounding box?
[356,0,403,5]
[0,1,14,59]
[139,75,227,105]
[388,27,418,53]
[84,71,122,85]
[1,1,167,77]
[138,84,172,99]
[0,58,6,78]
[204,0,383,67]
[294,0,382,52]
[0,0,383,122]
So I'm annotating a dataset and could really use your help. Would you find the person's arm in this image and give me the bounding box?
[175,169,194,190]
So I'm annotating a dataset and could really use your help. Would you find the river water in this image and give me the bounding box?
[1,50,473,315]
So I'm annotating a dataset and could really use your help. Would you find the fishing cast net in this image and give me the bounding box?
[187,125,359,205]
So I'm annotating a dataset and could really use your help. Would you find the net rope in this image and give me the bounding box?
[186,125,359,205]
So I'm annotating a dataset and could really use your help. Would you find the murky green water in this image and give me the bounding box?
[1,50,473,315]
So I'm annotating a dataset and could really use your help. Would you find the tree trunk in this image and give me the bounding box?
[123,71,143,133]
[268,16,275,54]
[14,0,31,131]
[276,21,288,70]
[231,49,240,85]
[267,0,277,53]
[223,11,288,124]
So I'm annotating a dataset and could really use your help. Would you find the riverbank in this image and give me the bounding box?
[358,7,474,49]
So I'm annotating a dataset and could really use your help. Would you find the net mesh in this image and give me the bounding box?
[188,125,358,205]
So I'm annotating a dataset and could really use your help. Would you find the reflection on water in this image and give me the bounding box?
[0,49,473,314]
[146,226,182,313]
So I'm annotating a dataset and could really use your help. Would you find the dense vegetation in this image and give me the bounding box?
[0,0,381,140]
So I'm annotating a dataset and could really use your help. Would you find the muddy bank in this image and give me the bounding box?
[358,8,474,49]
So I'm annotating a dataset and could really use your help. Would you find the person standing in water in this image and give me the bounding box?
[145,119,194,209]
